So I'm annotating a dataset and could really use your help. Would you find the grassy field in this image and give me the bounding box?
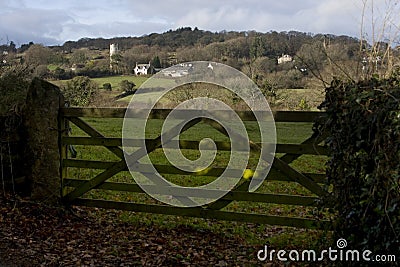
[65,115,331,249]
[51,75,177,106]
[115,77,177,105]
[92,75,148,91]
[51,75,148,91]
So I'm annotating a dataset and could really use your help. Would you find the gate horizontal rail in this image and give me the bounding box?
[62,137,329,155]
[61,107,325,122]
[64,178,331,207]
[72,198,332,229]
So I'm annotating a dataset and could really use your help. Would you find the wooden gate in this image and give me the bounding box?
[60,107,331,229]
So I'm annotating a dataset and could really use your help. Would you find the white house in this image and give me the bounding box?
[278,54,293,64]
[134,62,151,75]
[1,51,8,64]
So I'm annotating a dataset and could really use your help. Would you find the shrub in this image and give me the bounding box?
[103,83,112,91]
[61,76,98,106]
[119,80,135,92]
[317,75,400,262]
[298,98,310,110]
[52,67,73,80]
[0,64,32,115]
[33,65,50,79]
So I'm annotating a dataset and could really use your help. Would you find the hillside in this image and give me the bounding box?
[1,27,398,92]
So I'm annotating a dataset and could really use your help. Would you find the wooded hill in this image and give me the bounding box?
[1,27,398,90]
[55,27,359,57]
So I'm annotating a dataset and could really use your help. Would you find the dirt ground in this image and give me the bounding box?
[0,196,271,266]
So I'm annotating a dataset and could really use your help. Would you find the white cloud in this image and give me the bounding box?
[0,7,73,45]
[0,0,397,46]
[172,0,362,37]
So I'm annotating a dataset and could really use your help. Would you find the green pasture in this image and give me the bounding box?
[65,116,331,248]
[51,75,148,91]
[50,76,178,105]
[51,75,176,93]
[92,75,148,91]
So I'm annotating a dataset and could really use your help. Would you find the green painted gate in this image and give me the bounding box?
[60,107,331,229]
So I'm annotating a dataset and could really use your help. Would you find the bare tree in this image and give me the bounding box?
[360,0,400,78]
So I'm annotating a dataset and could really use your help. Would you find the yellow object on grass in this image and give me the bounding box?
[243,169,254,180]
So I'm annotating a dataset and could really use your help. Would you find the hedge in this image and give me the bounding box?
[317,75,400,263]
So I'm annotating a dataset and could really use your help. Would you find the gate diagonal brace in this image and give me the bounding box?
[203,118,328,197]
[63,117,202,205]
[68,117,124,159]
[279,131,328,164]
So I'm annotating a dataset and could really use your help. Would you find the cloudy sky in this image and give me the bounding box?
[0,0,397,46]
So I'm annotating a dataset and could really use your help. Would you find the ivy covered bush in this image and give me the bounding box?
[0,66,31,116]
[0,66,32,194]
[318,74,400,261]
